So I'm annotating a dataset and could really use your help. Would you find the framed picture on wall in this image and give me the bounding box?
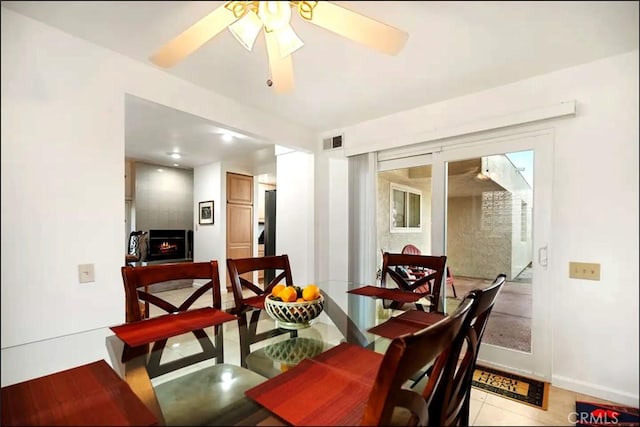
[199,201,214,225]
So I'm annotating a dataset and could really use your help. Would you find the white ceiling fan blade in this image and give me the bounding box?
[308,2,409,55]
[265,30,294,93]
[150,5,240,68]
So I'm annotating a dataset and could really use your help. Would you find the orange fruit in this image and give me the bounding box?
[296,298,305,303]
[302,285,320,301]
[271,284,286,296]
[278,286,298,302]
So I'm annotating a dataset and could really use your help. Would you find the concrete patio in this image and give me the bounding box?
[445,269,532,352]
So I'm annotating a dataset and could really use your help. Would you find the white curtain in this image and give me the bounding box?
[348,152,377,285]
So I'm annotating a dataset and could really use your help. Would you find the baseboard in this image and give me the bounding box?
[552,374,639,408]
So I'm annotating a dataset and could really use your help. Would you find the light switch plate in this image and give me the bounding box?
[78,264,95,283]
[569,262,600,281]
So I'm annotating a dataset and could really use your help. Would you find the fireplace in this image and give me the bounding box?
[147,229,191,261]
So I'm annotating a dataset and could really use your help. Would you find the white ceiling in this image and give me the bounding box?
[125,94,275,169]
[3,1,638,169]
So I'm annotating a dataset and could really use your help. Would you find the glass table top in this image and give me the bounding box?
[105,280,423,426]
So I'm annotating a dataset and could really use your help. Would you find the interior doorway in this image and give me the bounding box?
[257,180,277,285]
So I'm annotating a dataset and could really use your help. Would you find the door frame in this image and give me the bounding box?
[376,127,554,380]
[434,129,553,380]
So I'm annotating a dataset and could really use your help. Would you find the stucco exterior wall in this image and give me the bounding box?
[447,194,513,279]
[376,171,432,269]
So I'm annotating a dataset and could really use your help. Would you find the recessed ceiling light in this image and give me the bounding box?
[173,163,179,167]
[222,134,233,143]
[157,168,164,173]
[169,152,181,159]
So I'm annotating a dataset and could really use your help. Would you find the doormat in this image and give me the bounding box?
[472,365,549,410]
[575,401,639,426]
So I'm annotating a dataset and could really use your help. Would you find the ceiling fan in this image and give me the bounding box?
[150,1,409,93]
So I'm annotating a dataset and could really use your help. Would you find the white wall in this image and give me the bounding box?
[276,149,315,285]
[193,162,222,266]
[0,8,314,385]
[315,150,349,282]
[317,50,639,405]
[327,157,349,282]
[193,160,279,290]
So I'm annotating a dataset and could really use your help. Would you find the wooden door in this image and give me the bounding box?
[226,173,253,287]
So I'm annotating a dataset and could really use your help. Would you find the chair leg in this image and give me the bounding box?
[215,324,224,364]
[236,314,252,368]
[461,393,471,426]
[450,282,457,298]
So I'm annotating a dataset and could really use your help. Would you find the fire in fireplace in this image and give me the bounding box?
[147,229,191,261]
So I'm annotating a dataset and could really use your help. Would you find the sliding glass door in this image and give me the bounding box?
[376,129,553,379]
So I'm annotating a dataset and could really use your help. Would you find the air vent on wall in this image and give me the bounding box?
[322,134,343,150]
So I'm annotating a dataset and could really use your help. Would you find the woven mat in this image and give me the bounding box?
[575,401,639,426]
[347,285,425,303]
[472,365,549,410]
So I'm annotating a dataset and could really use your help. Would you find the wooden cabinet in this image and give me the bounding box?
[227,173,253,205]
[226,173,253,288]
[227,204,253,249]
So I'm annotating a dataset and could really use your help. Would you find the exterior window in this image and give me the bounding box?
[390,183,422,232]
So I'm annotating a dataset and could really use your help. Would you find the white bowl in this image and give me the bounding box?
[264,295,324,330]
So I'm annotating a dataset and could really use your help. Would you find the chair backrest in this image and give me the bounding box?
[427,274,507,426]
[127,231,147,258]
[361,295,475,426]
[401,244,422,256]
[402,244,455,283]
[381,252,447,311]
[121,260,222,323]
[120,261,224,378]
[227,255,293,313]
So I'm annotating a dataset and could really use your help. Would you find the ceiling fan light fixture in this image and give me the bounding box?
[228,11,263,51]
[151,0,408,92]
[475,172,490,181]
[258,1,292,32]
[273,24,304,57]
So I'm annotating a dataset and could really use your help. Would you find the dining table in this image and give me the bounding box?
[103,280,444,426]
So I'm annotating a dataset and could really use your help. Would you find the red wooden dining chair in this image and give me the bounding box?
[381,252,447,312]
[244,293,476,426]
[227,254,298,367]
[120,261,226,378]
[119,261,267,425]
[401,244,457,298]
[227,254,294,313]
[427,274,506,426]
[361,296,475,426]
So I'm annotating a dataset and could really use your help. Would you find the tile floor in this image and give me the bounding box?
[148,285,619,427]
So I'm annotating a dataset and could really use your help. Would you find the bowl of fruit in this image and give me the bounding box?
[264,284,324,330]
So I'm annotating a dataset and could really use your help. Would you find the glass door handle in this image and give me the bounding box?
[537,245,548,268]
